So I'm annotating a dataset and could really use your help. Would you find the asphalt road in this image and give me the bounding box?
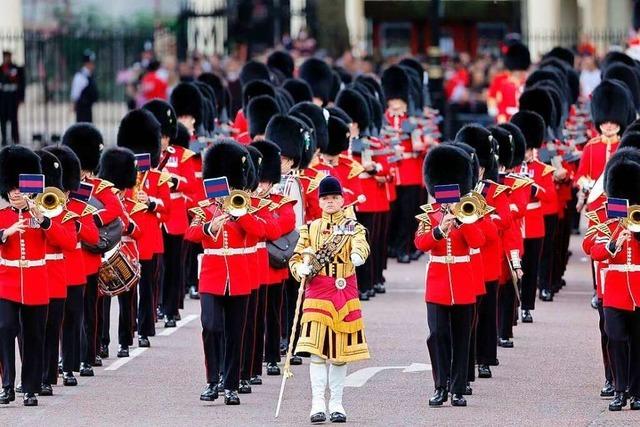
[1,236,637,426]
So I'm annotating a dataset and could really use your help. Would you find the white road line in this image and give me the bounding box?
[104,347,148,371]
[345,363,432,387]
[157,314,199,336]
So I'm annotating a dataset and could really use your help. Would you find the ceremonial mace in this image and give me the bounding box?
[275,248,316,418]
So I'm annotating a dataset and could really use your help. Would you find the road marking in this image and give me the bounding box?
[345,363,432,387]
[157,314,199,336]
[104,347,148,371]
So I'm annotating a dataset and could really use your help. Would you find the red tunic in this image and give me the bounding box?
[353,138,392,213]
[46,211,79,299]
[383,112,424,186]
[265,194,297,284]
[521,159,555,239]
[574,135,619,189]
[65,198,100,286]
[163,146,198,236]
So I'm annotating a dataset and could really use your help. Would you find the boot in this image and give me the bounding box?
[328,362,348,422]
[309,356,328,422]
[609,392,628,411]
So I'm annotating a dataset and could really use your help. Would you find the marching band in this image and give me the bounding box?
[0,42,639,421]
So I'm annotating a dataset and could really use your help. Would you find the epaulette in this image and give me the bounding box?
[128,200,149,216]
[181,149,196,163]
[158,172,172,186]
[584,225,599,239]
[188,207,207,219]
[269,195,295,211]
[595,221,615,237]
[419,203,436,214]
[249,197,270,214]
[95,179,114,194]
[81,203,98,216]
[61,210,79,223]
[508,175,532,190]
[542,164,556,177]
[584,210,601,225]
[494,184,510,197]
[340,155,366,179]
[303,169,327,193]
[415,213,432,233]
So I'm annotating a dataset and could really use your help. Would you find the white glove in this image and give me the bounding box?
[297,263,312,277]
[350,253,365,267]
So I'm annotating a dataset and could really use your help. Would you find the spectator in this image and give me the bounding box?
[70,49,98,123]
[140,60,169,102]
[579,52,600,99]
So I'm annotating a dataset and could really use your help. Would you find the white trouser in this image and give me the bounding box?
[309,355,328,416]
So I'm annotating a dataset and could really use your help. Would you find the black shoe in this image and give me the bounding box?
[290,355,303,365]
[366,289,376,298]
[311,412,327,423]
[539,290,553,301]
[218,377,224,393]
[266,362,281,375]
[156,307,164,320]
[39,384,53,396]
[23,393,38,407]
[249,375,262,385]
[591,294,599,310]
[117,345,130,358]
[58,361,63,375]
[280,339,288,356]
[138,337,150,348]
[410,250,424,261]
[93,355,103,367]
[15,383,22,393]
[164,317,177,328]
[62,372,77,386]
[630,396,640,410]
[429,387,448,406]
[0,387,15,404]
[79,363,94,377]
[609,392,628,411]
[238,380,252,394]
[521,310,533,323]
[330,412,347,423]
[463,383,473,395]
[99,344,109,359]
[478,365,492,378]
[224,389,241,405]
[359,291,369,301]
[451,394,467,407]
[397,254,410,264]
[189,287,200,300]
[175,313,181,321]
[373,282,386,294]
[388,247,397,258]
[498,338,513,348]
[200,383,218,401]
[600,381,615,398]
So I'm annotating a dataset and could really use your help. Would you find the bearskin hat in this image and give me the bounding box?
[604,148,640,205]
[398,58,424,81]
[35,150,63,189]
[401,65,423,112]
[498,122,526,167]
[287,112,317,168]
[423,144,474,197]
[518,87,556,132]
[544,46,575,67]
[62,123,104,172]
[333,66,353,84]
[530,82,565,131]
[327,106,352,125]
[246,145,262,191]
[202,139,250,189]
[603,63,640,111]
[504,42,531,71]
[382,65,410,105]
[171,122,191,149]
[276,87,295,112]
[0,145,41,200]
[197,72,226,114]
[117,109,162,167]
[290,102,329,153]
[143,99,178,139]
[170,82,203,125]
[242,80,276,109]
[251,139,281,184]
[240,60,271,86]
[98,147,137,190]
[488,125,514,169]
[267,50,294,79]
[591,79,635,133]
[454,124,496,169]
[265,115,311,169]
[43,145,81,192]
[510,110,545,149]
[247,95,280,139]
[448,142,480,186]
[356,74,384,103]
[602,51,636,71]
[325,116,351,156]
[194,81,218,130]
[620,131,640,151]
[283,78,313,104]
[335,88,371,134]
[525,68,568,98]
[329,71,342,103]
[625,118,640,135]
[298,58,334,106]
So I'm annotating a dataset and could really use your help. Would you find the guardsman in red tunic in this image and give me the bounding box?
[415,145,485,407]
[35,150,78,397]
[117,109,172,347]
[575,80,633,210]
[589,148,640,411]
[185,140,265,405]
[510,111,556,323]
[62,123,125,376]
[487,42,530,123]
[44,145,100,386]
[98,147,143,358]
[381,66,428,263]
[0,146,69,406]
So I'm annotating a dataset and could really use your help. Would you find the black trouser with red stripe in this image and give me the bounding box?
[162,232,183,318]
[467,300,479,382]
[240,289,259,381]
[138,260,156,338]
[61,285,84,372]
[42,298,65,385]
[356,212,374,294]
[184,241,202,294]
[372,212,388,285]
[201,294,248,390]
[521,238,543,310]
[476,281,499,365]
[604,307,640,394]
[538,214,558,294]
[101,290,135,348]
[81,273,98,364]
[390,185,420,257]
[0,299,47,393]
[498,281,517,340]
[252,285,268,376]
[264,282,284,364]
[597,300,614,384]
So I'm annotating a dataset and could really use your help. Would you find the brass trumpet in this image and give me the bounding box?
[450,192,486,224]
[34,187,67,218]
[222,189,251,217]
[624,205,640,232]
